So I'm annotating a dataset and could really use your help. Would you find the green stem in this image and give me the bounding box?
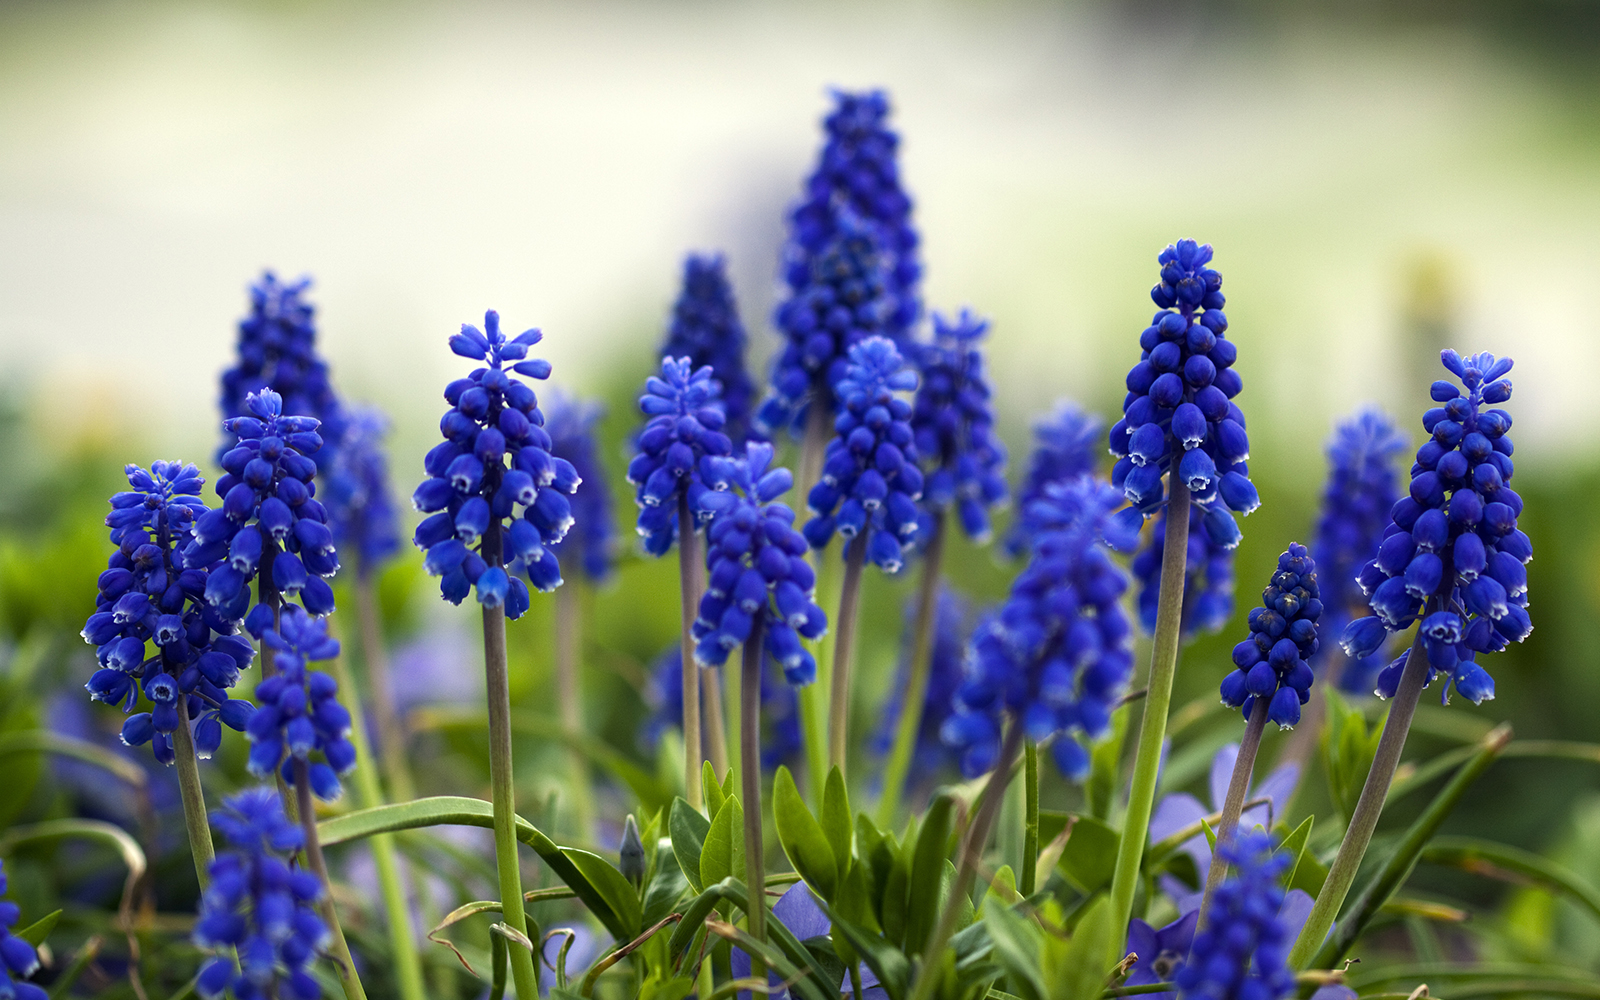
[1287,625,1430,969]
[797,400,834,805]
[828,536,867,776]
[1105,483,1191,967]
[556,581,595,836]
[483,599,542,998]
[740,619,767,977]
[727,645,744,800]
[354,572,415,802]
[171,696,214,890]
[876,511,945,827]
[293,760,368,1000]
[1021,739,1039,897]
[1199,695,1269,924]
[678,490,704,812]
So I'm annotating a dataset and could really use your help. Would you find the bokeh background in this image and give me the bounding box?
[3,0,1600,994]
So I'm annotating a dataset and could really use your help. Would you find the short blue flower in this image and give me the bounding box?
[244,606,355,802]
[870,585,970,792]
[910,310,1008,543]
[1124,911,1198,1000]
[0,859,47,1000]
[1005,402,1103,558]
[627,357,733,557]
[321,405,401,576]
[663,253,756,445]
[1130,501,1237,641]
[942,476,1137,780]
[646,646,803,771]
[193,788,328,1000]
[411,311,579,612]
[1219,544,1322,730]
[220,272,343,459]
[1109,240,1255,542]
[82,461,257,765]
[544,392,616,583]
[1312,409,1407,695]
[1176,830,1297,1000]
[802,336,922,571]
[692,442,827,683]
[1341,351,1529,705]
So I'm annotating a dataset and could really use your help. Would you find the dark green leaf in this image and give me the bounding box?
[1054,814,1120,895]
[822,766,853,887]
[981,902,1045,1000]
[700,797,744,894]
[904,792,956,956]
[669,797,712,895]
[773,766,838,902]
[1046,895,1110,1000]
[1086,706,1129,821]
[563,849,643,938]
[704,762,726,821]
[642,847,689,928]
[14,908,59,946]
[820,902,912,1000]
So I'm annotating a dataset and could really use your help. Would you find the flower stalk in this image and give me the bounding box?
[877,510,945,826]
[828,536,867,775]
[170,697,214,890]
[678,490,705,811]
[1021,738,1039,897]
[292,758,368,1000]
[1199,695,1269,922]
[740,619,768,976]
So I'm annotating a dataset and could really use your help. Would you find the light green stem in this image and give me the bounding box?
[740,620,768,976]
[796,399,834,805]
[1105,483,1192,967]
[678,491,704,813]
[172,697,214,890]
[828,537,867,776]
[1021,739,1039,897]
[483,602,541,998]
[1199,694,1268,925]
[877,511,945,827]
[293,760,368,1000]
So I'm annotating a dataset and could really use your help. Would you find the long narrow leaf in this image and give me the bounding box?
[1422,836,1600,926]
[0,731,147,789]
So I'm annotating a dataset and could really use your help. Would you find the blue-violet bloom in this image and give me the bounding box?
[1176,830,1297,1000]
[0,859,46,1000]
[545,392,616,583]
[910,310,1008,543]
[220,272,344,460]
[663,253,756,445]
[1124,911,1198,1000]
[244,606,356,801]
[870,585,970,793]
[1005,402,1103,558]
[1219,543,1322,730]
[1131,501,1237,641]
[321,404,401,576]
[647,646,802,771]
[627,357,733,556]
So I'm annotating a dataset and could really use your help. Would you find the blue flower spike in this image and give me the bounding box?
[193,788,329,1000]
[647,646,804,771]
[1177,830,1297,1000]
[873,586,971,789]
[910,310,1008,543]
[220,273,343,456]
[692,442,827,684]
[321,405,401,576]
[627,356,734,556]
[1006,402,1103,557]
[803,336,923,571]
[1131,502,1238,641]
[1341,351,1529,705]
[82,461,257,765]
[0,859,47,1000]
[1109,240,1256,544]
[411,311,579,611]
[1219,544,1323,730]
[244,606,356,802]
[663,254,756,445]
[545,392,616,583]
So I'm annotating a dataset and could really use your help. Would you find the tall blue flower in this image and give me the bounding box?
[871,586,970,790]
[1176,830,1296,1000]
[910,310,1008,543]
[411,311,578,613]
[1219,544,1323,730]
[193,788,329,1000]
[627,357,733,556]
[1313,409,1407,695]
[244,606,356,801]
[1005,402,1103,557]
[1130,503,1237,640]
[1109,240,1256,544]
[693,443,827,683]
[802,336,922,571]
[82,462,257,765]
[321,405,401,576]
[646,646,803,771]
[184,389,340,633]
[663,254,755,445]
[1342,351,1530,705]
[0,860,46,1000]
[942,477,1138,780]
[220,273,344,459]
[545,393,616,583]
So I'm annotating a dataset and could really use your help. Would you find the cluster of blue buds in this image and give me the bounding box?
[627,357,733,556]
[83,462,257,764]
[546,393,616,582]
[1131,503,1237,640]
[320,405,400,576]
[244,606,355,801]
[1342,351,1531,705]
[1005,402,1103,557]
[872,586,970,789]
[184,389,339,631]
[909,310,1008,542]
[0,860,45,1000]
[663,254,755,444]
[1220,544,1322,730]
[803,336,922,571]
[757,212,894,437]
[943,476,1137,780]
[1110,240,1257,544]
[412,312,578,614]
[194,788,328,1000]
[1176,830,1296,1000]
[647,647,803,771]
[1313,409,1407,694]
[220,273,342,441]
[692,442,827,683]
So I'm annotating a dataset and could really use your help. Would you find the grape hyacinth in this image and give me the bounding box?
[1219,544,1322,730]
[663,253,756,445]
[220,273,344,459]
[193,788,329,1000]
[245,606,356,801]
[1005,402,1103,557]
[872,586,969,789]
[545,392,616,582]
[1131,502,1237,640]
[412,311,577,611]
[321,404,401,576]
[82,461,257,764]
[1342,351,1530,705]
[909,310,1008,543]
[627,357,733,556]
[942,476,1138,780]
[1109,240,1257,542]
[802,336,923,571]
[1312,409,1408,694]
[0,860,45,1000]
[646,646,803,771]
[1177,831,1297,1000]
[693,442,827,683]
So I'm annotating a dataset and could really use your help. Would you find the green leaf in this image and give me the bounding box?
[1288,850,1328,899]
[1086,705,1129,821]
[832,860,881,967]
[982,901,1045,1000]
[14,908,59,946]
[0,730,148,791]
[904,792,956,957]
[642,846,689,928]
[1321,689,1382,820]
[1276,815,1315,890]
[669,797,712,895]
[880,834,910,947]
[773,766,837,902]
[1422,835,1600,927]
[563,849,643,938]
[1046,895,1110,1000]
[985,865,1020,913]
[1054,814,1120,895]
[640,806,663,881]
[822,766,853,887]
[667,879,838,1000]
[699,797,745,895]
[640,974,696,1000]
[704,762,725,820]
[819,900,912,1000]
[1200,817,1217,853]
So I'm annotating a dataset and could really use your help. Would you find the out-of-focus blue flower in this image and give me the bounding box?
[1312,409,1407,695]
[627,357,732,557]
[663,254,756,445]
[942,476,1137,781]
[1124,911,1198,1000]
[1176,830,1297,1000]
[320,405,400,577]
[194,788,328,1000]
[0,859,47,1000]
[910,310,1007,543]
[411,311,578,612]
[544,393,616,583]
[1219,544,1322,730]
[1342,351,1529,705]
[1130,502,1237,641]
[244,607,355,802]
[82,461,257,765]
[220,272,344,457]
[692,443,826,683]
[1109,240,1255,546]
[731,883,889,1000]
[1005,402,1103,558]
[870,586,970,792]
[803,336,922,571]
[645,646,802,771]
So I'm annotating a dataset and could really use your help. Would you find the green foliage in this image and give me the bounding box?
[1322,688,1386,819]
[773,765,839,902]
